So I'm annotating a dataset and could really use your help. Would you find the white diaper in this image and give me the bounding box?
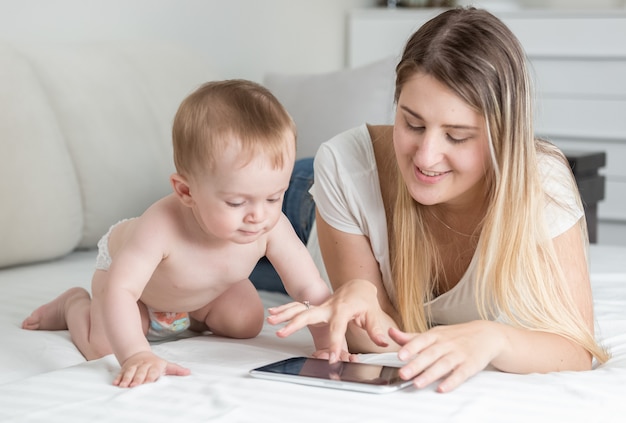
[94,218,132,271]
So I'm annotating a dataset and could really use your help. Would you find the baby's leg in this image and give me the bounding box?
[22,287,90,331]
[191,279,264,339]
[70,271,149,360]
[22,270,116,361]
[73,270,120,360]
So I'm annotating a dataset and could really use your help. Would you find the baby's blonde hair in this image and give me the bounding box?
[172,79,296,177]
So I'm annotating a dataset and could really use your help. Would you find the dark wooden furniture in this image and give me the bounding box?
[564,150,606,243]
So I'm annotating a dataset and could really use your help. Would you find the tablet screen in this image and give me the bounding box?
[250,357,412,393]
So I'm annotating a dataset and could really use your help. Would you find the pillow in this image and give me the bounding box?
[264,56,398,159]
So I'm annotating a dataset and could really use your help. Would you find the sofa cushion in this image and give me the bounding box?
[263,56,397,160]
[0,43,83,268]
[19,42,217,249]
[0,41,217,268]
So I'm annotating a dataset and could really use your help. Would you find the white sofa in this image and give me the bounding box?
[1,41,626,422]
[0,40,396,269]
[0,41,214,267]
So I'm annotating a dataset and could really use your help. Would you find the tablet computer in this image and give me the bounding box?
[249,356,412,394]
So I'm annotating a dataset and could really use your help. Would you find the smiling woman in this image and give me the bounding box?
[392,73,491,212]
[268,6,609,393]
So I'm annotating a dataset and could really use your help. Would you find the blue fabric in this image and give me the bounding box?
[249,158,315,294]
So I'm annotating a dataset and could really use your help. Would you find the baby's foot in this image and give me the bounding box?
[21,287,90,330]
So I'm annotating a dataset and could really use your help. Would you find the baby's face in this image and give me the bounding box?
[188,139,295,244]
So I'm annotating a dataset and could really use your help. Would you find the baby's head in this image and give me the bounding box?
[172,79,296,179]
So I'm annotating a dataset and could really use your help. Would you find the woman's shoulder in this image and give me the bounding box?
[535,141,577,192]
[318,124,370,155]
[316,124,392,173]
[535,140,584,236]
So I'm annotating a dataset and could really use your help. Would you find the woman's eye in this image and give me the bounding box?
[406,122,424,132]
[447,134,469,144]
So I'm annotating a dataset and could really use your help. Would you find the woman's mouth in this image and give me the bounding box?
[415,166,450,183]
[419,168,446,177]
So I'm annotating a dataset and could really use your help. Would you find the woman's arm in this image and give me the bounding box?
[314,211,401,353]
[492,219,594,372]
[389,221,593,393]
[269,211,401,358]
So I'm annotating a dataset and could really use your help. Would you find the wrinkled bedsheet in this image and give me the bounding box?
[1,246,625,423]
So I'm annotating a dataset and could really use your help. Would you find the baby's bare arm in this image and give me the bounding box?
[100,221,164,364]
[265,215,331,303]
[98,205,190,385]
[265,215,337,351]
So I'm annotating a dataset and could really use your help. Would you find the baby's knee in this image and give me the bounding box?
[66,287,90,302]
[227,308,264,339]
[83,340,113,361]
[211,304,263,339]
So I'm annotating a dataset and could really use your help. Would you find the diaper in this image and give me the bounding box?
[146,309,191,342]
[94,218,132,271]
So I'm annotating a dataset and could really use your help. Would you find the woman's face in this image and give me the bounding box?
[393,72,491,210]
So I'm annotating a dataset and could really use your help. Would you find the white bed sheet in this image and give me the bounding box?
[0,246,625,423]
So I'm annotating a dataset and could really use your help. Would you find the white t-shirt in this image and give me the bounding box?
[309,124,583,325]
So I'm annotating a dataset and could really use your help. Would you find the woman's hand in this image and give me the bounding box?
[266,301,355,362]
[389,321,503,393]
[113,351,190,388]
[267,279,395,362]
[311,347,357,362]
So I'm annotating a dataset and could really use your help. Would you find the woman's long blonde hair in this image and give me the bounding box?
[391,7,608,363]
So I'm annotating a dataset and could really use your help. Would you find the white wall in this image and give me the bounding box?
[0,0,376,82]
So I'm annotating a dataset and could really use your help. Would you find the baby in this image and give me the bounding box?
[22,79,334,388]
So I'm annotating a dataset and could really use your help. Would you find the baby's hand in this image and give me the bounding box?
[267,301,319,326]
[113,351,190,388]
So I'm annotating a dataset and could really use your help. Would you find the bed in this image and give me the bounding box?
[2,8,626,421]
[1,244,625,422]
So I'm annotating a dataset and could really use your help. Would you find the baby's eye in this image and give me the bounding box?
[267,197,281,204]
[226,201,244,208]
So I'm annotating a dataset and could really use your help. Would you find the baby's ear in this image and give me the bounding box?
[170,173,194,207]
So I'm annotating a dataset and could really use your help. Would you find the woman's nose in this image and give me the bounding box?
[415,131,444,166]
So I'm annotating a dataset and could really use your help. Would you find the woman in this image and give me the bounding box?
[268,7,609,393]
